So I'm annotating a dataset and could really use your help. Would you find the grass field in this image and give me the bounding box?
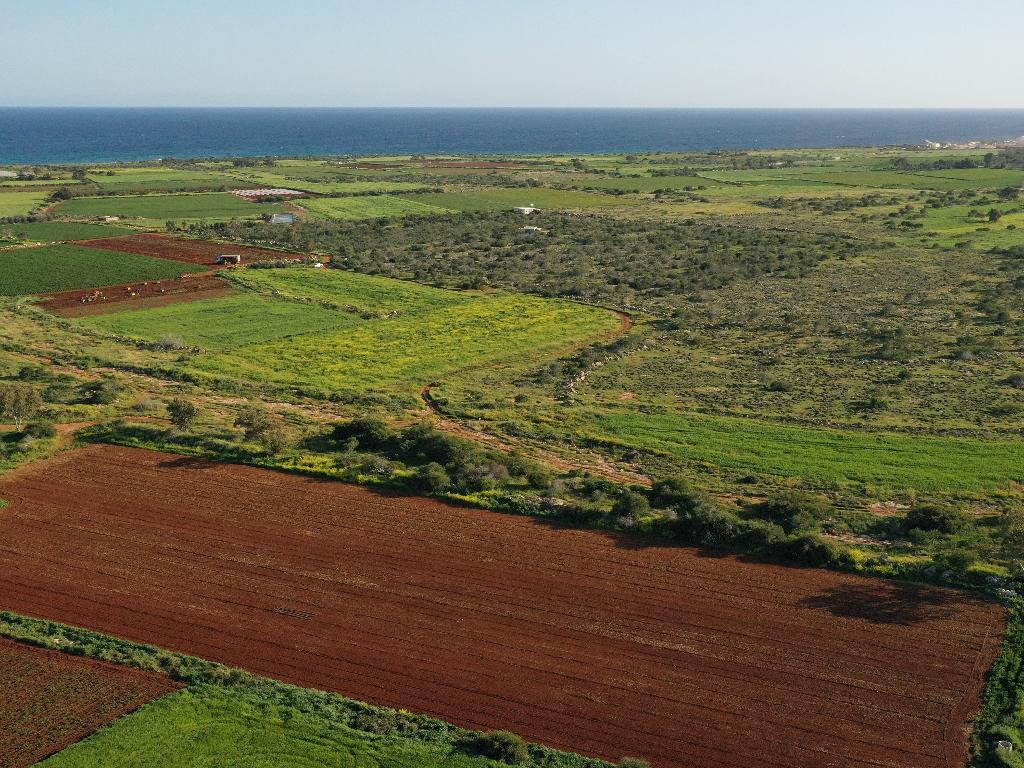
[299,194,450,220]
[195,292,619,394]
[232,266,473,314]
[0,245,194,295]
[0,190,50,216]
[39,685,496,768]
[53,192,287,220]
[87,169,232,193]
[399,187,622,212]
[0,221,135,242]
[81,292,363,351]
[593,407,1024,495]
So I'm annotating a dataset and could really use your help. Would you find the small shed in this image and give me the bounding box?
[216,254,242,265]
[514,206,539,215]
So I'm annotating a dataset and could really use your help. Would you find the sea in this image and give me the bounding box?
[1,108,1024,164]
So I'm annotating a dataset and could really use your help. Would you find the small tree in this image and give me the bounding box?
[461,731,529,765]
[412,462,451,494]
[234,404,274,442]
[167,398,198,431]
[0,383,42,431]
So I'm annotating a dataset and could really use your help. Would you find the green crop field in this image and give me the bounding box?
[299,195,450,220]
[80,292,363,351]
[39,685,496,768]
[399,187,622,212]
[0,220,135,242]
[0,190,50,216]
[53,192,286,221]
[592,408,1024,495]
[0,244,194,295]
[88,169,232,193]
[232,267,473,315]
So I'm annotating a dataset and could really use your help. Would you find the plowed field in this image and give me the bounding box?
[0,636,179,768]
[38,275,234,317]
[0,445,1005,768]
[75,234,302,265]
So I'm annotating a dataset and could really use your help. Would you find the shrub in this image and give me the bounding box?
[25,420,57,439]
[620,759,651,768]
[234,404,274,442]
[754,491,832,534]
[651,476,707,512]
[460,731,529,765]
[611,490,651,522]
[903,504,969,535]
[167,398,198,431]
[412,462,451,494]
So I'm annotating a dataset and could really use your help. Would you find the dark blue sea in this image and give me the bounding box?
[2,108,1024,164]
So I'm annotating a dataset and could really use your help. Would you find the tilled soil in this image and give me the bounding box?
[37,274,234,317]
[75,233,302,265]
[0,445,1005,768]
[0,636,180,768]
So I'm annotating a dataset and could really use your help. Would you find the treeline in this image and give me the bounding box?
[190,213,864,313]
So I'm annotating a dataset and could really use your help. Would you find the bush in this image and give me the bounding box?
[754,491,831,533]
[619,759,651,768]
[167,398,198,431]
[903,504,969,535]
[650,476,707,513]
[611,490,650,522]
[25,420,57,439]
[412,462,451,494]
[460,731,529,764]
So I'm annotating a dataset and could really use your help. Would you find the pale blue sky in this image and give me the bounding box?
[1,0,1021,108]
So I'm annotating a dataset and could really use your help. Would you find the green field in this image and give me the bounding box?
[0,245,194,295]
[0,220,135,242]
[399,187,622,212]
[40,685,497,768]
[54,192,286,220]
[88,169,232,193]
[81,292,363,351]
[0,190,50,216]
[232,267,473,315]
[300,195,450,220]
[594,408,1024,495]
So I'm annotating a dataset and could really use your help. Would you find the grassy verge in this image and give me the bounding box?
[973,599,1024,766]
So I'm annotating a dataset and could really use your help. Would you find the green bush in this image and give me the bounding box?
[754,491,832,534]
[460,731,529,765]
[412,462,451,494]
[903,504,969,535]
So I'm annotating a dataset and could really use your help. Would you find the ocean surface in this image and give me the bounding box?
[2,108,1024,164]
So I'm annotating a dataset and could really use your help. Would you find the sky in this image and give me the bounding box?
[1,0,1022,108]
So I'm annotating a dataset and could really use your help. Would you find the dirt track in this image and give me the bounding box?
[0,445,1005,768]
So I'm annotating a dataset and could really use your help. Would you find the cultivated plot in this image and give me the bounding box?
[0,445,1005,768]
[0,636,179,768]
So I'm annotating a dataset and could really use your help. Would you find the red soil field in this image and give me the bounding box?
[75,233,302,266]
[0,636,179,768]
[37,275,235,317]
[0,445,1005,768]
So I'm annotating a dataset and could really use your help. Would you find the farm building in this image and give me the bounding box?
[267,213,297,224]
[215,254,242,265]
[514,205,539,215]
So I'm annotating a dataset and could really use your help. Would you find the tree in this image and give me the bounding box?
[989,208,1003,223]
[461,731,529,765]
[0,383,42,431]
[755,491,831,534]
[167,398,198,431]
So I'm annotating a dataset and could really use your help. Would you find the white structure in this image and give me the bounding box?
[268,213,297,225]
[514,205,539,215]
[232,188,304,198]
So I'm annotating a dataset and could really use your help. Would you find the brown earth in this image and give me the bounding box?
[36,274,235,317]
[0,444,1005,768]
[0,635,180,768]
[75,233,304,266]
